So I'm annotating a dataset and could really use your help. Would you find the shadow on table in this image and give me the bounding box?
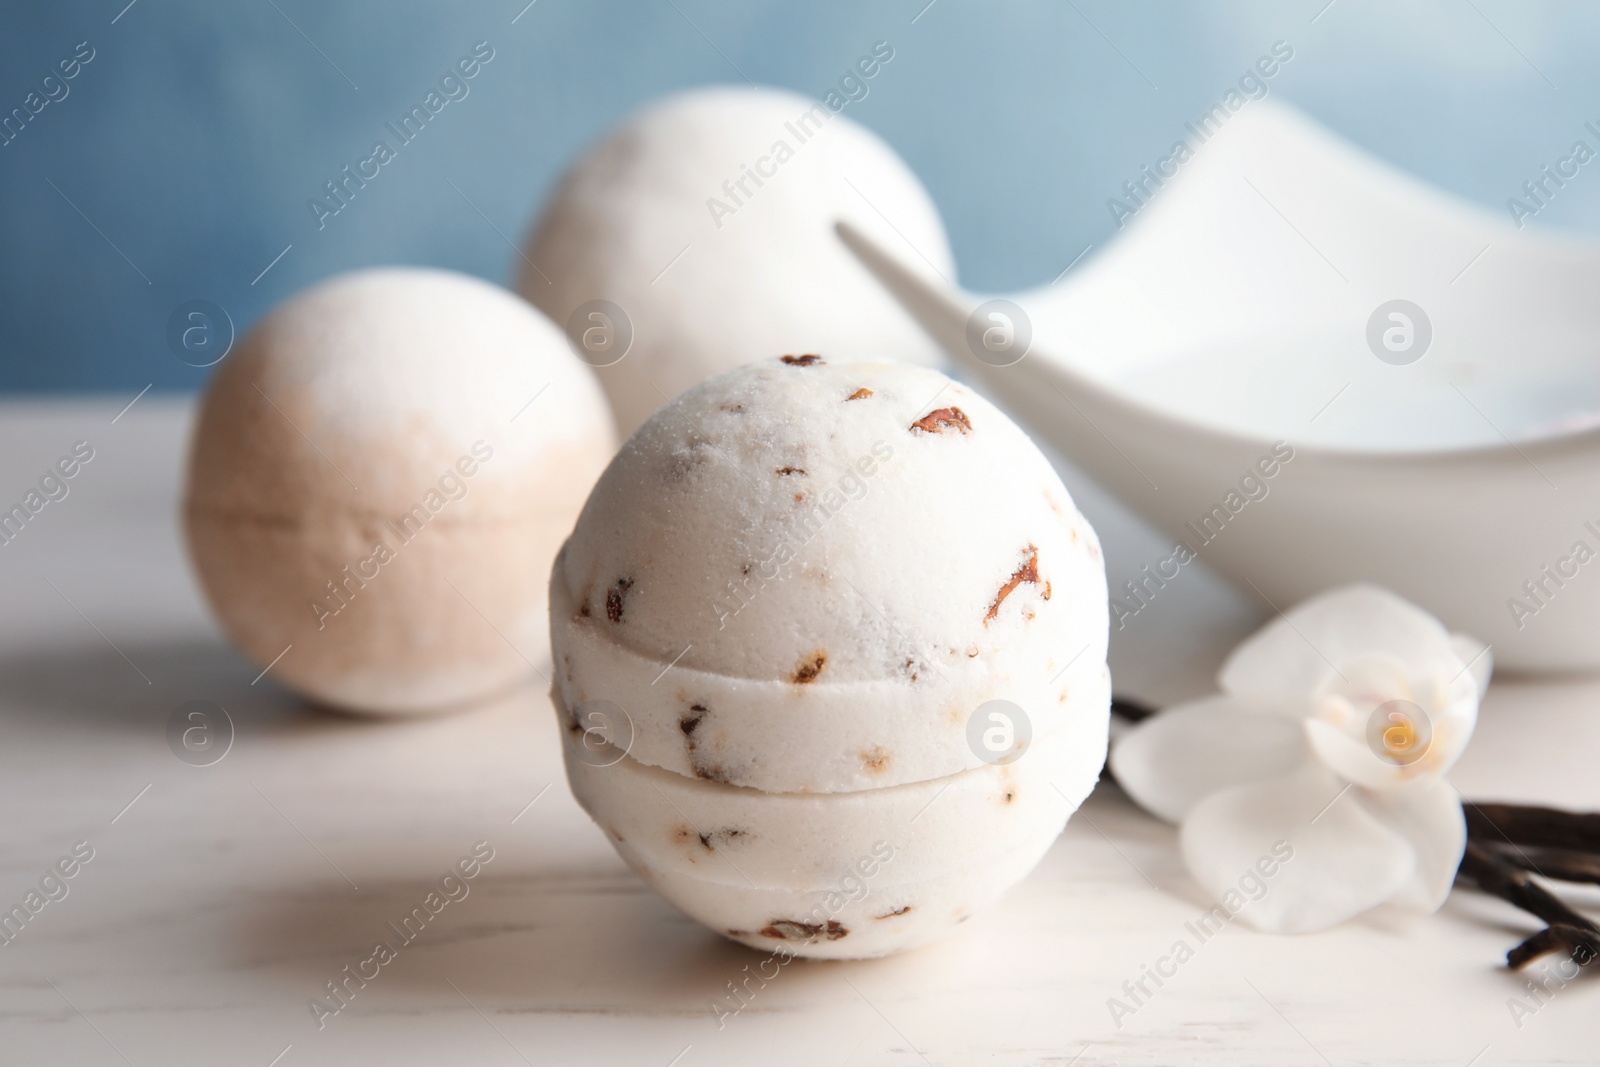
[228,862,900,1024]
[0,637,325,737]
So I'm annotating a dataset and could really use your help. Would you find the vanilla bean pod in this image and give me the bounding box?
[1109,697,1154,723]
[1477,841,1600,886]
[1457,843,1596,931]
[1506,923,1600,971]
[1463,802,1600,854]
[1457,841,1600,970]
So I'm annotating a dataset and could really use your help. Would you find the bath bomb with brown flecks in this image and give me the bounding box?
[551,357,1110,957]
[518,85,955,437]
[184,267,615,715]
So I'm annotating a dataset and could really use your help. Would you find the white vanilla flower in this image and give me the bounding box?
[1111,584,1491,933]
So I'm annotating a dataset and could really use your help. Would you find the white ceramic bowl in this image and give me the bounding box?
[841,101,1600,673]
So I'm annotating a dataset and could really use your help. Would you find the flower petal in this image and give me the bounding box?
[1219,584,1459,709]
[1417,683,1479,779]
[1304,718,1405,790]
[1111,696,1308,823]
[1449,633,1493,698]
[1180,764,1414,933]
[1357,779,1466,913]
[1300,643,1480,789]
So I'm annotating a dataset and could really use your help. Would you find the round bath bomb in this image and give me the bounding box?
[518,85,955,437]
[551,357,1110,957]
[185,268,615,715]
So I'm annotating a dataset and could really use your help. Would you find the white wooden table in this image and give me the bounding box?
[1,397,1593,1066]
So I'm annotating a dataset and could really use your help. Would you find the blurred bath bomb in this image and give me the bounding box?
[552,358,1110,957]
[519,84,955,436]
[184,268,615,715]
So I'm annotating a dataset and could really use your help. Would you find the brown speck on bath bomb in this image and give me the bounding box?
[691,763,730,783]
[846,387,873,400]
[760,918,848,941]
[680,705,730,782]
[791,652,826,684]
[862,747,891,774]
[985,545,1041,624]
[605,577,634,622]
[911,406,972,435]
[781,353,823,366]
[698,828,747,851]
[876,905,912,919]
[775,466,806,475]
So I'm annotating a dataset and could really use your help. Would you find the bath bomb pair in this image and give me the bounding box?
[185,269,614,714]
[553,358,1110,957]
[188,86,949,716]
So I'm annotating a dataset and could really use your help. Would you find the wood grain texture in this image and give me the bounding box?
[0,400,1593,1065]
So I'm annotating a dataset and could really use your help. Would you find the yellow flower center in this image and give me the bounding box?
[1381,719,1420,759]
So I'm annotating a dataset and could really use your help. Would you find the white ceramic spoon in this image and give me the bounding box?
[839,100,1600,673]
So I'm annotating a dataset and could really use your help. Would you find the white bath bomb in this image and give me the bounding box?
[518,85,955,437]
[553,359,1108,792]
[185,268,615,715]
[552,358,1110,956]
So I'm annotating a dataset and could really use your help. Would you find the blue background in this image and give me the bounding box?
[3,0,1597,393]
